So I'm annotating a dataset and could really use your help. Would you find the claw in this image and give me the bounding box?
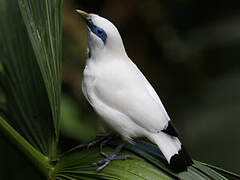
[96,160,110,172]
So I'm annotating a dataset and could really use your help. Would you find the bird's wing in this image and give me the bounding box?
[91,60,171,133]
[129,61,171,121]
[128,61,179,137]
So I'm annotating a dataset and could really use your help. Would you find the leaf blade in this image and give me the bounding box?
[54,145,175,180]
[18,0,63,145]
[53,142,233,180]
[0,0,62,158]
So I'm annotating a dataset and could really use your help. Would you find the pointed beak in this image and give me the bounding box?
[76,9,90,20]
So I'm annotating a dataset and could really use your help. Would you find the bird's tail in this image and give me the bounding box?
[149,132,193,173]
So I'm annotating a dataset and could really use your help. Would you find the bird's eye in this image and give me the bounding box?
[92,26,107,44]
[97,29,103,34]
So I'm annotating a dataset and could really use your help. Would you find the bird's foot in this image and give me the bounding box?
[92,142,131,172]
[87,132,115,149]
[92,152,131,172]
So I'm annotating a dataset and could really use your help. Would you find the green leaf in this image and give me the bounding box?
[60,95,96,142]
[0,0,62,158]
[51,142,234,180]
[125,141,229,180]
[54,145,175,180]
[18,0,62,140]
[18,0,63,156]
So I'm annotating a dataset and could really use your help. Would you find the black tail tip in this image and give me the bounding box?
[169,146,193,173]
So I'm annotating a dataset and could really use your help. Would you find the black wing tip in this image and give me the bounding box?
[169,146,193,173]
[162,121,179,137]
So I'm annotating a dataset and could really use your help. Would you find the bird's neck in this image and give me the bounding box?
[88,40,127,60]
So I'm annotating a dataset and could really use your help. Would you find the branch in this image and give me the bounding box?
[0,116,51,178]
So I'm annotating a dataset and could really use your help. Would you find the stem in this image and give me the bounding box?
[0,116,51,178]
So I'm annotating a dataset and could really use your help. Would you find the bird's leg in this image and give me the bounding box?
[92,142,131,172]
[87,132,115,149]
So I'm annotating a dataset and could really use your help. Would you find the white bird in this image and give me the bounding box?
[77,10,193,172]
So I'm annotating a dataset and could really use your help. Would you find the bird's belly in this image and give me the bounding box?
[87,92,146,141]
[93,104,147,141]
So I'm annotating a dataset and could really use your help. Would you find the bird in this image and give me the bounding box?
[76,9,193,173]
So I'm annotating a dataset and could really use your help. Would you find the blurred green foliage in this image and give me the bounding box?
[60,95,96,142]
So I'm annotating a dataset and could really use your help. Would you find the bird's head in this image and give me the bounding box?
[76,10,126,58]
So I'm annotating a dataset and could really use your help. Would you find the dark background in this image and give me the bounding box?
[1,0,240,179]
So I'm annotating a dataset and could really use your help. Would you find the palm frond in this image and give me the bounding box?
[54,144,176,180]
[18,0,62,138]
[50,141,237,180]
[126,141,229,180]
[0,0,62,158]
[18,0,63,157]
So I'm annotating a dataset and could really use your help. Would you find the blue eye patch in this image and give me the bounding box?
[87,19,107,44]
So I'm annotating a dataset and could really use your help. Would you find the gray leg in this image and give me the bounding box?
[87,132,115,149]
